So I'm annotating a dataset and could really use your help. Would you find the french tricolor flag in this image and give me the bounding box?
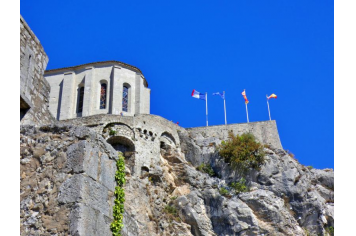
[191,89,206,100]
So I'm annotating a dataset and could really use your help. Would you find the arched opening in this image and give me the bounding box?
[100,82,107,109]
[107,136,135,154]
[107,136,135,175]
[122,83,130,112]
[160,132,176,147]
[77,86,84,113]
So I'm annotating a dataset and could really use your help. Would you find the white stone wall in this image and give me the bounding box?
[45,62,150,120]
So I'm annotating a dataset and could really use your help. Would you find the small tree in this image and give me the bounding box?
[218,132,265,174]
[230,177,249,194]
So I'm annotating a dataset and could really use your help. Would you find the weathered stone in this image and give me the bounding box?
[66,141,99,180]
[69,203,112,236]
[99,153,117,190]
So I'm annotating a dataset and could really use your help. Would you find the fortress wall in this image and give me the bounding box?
[20,16,55,125]
[186,120,283,150]
[60,114,184,177]
[59,115,282,178]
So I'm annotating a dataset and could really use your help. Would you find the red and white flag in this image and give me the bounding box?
[267,94,277,99]
[241,90,249,104]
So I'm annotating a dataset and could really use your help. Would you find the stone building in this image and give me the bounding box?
[44,61,151,120]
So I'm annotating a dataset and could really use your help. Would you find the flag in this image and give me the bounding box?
[212,92,225,99]
[191,89,206,100]
[241,90,249,104]
[267,94,277,99]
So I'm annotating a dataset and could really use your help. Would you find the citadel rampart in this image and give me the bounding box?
[186,120,283,150]
[59,114,283,179]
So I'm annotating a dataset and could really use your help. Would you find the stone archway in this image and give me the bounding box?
[106,135,136,175]
[159,131,176,149]
[102,122,135,140]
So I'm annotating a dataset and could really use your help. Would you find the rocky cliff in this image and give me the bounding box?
[20,120,334,236]
[122,125,334,236]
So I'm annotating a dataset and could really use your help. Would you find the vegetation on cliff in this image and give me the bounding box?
[111,152,126,236]
[218,132,265,174]
[196,163,217,177]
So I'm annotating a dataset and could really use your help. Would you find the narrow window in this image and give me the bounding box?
[122,86,129,112]
[77,87,84,113]
[100,83,107,109]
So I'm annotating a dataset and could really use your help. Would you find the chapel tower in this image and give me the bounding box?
[44,61,150,120]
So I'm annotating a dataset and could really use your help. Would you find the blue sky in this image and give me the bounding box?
[21,0,334,169]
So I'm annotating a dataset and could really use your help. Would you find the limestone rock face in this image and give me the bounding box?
[119,129,333,236]
[20,122,333,236]
[175,129,334,236]
[20,125,118,236]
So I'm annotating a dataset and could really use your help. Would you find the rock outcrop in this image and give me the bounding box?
[120,129,333,236]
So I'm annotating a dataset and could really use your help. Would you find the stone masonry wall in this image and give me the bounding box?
[60,114,283,178]
[20,16,55,125]
[20,125,118,236]
[186,120,283,150]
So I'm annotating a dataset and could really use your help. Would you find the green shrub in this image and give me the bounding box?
[219,187,230,197]
[110,153,126,236]
[109,129,117,135]
[196,163,216,177]
[229,177,249,194]
[164,205,178,216]
[307,166,313,170]
[218,132,265,174]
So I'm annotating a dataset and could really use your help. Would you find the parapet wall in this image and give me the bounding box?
[20,16,55,125]
[186,120,283,150]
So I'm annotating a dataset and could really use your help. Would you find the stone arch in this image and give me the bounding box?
[159,131,176,148]
[102,122,135,140]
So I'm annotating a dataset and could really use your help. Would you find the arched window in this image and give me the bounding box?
[77,86,84,113]
[100,83,107,109]
[122,85,129,112]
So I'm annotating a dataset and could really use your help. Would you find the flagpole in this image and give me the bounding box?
[245,102,249,123]
[266,95,271,121]
[223,91,227,125]
[206,92,208,126]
